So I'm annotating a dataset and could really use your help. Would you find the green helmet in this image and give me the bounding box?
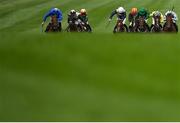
[139,8,146,16]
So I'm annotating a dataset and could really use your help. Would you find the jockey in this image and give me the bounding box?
[164,10,178,32]
[42,8,63,29]
[150,11,164,27]
[78,9,92,32]
[164,10,178,23]
[67,9,79,24]
[136,8,149,23]
[128,7,138,27]
[109,7,126,24]
[109,7,127,32]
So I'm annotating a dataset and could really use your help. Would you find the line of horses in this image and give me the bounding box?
[44,16,91,33]
[44,14,178,33]
[114,15,178,33]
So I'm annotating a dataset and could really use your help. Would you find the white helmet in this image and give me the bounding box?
[154,11,161,17]
[166,11,172,15]
[70,9,76,14]
[117,7,126,13]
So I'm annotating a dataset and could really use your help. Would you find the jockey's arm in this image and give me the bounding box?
[109,10,117,20]
[122,12,127,24]
[43,11,52,22]
[67,15,71,23]
[123,18,126,24]
[160,14,164,23]
[150,11,155,17]
[84,16,88,24]
[173,12,178,21]
[146,12,149,19]
[56,10,63,22]
[128,14,133,22]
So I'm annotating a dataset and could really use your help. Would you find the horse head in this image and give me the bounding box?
[163,14,177,32]
[139,16,145,28]
[166,14,173,28]
[51,15,58,25]
[154,16,161,26]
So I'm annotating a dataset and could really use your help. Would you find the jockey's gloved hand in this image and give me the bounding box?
[42,21,45,26]
[172,18,176,23]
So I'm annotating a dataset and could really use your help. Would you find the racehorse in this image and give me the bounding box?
[150,16,163,32]
[78,20,92,32]
[114,19,128,33]
[163,14,178,32]
[135,16,150,32]
[45,15,61,32]
[66,19,81,32]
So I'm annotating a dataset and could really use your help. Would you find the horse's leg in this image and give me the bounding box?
[173,23,178,32]
[58,22,62,32]
[45,23,51,32]
[163,23,169,32]
[114,21,119,33]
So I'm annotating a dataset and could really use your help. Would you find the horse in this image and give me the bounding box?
[45,15,61,32]
[135,16,150,32]
[78,20,92,32]
[150,16,163,32]
[113,19,128,33]
[66,19,81,32]
[163,14,178,32]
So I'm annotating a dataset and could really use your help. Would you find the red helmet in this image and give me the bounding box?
[131,8,138,15]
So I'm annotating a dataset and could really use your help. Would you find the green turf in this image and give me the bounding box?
[0,0,180,121]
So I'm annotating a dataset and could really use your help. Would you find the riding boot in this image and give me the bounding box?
[174,23,178,32]
[129,25,134,32]
[87,24,92,32]
[124,24,129,32]
[150,24,154,29]
[113,25,117,33]
[58,22,62,32]
[146,23,150,31]
[45,23,52,32]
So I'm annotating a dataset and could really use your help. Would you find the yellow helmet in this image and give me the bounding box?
[80,9,87,15]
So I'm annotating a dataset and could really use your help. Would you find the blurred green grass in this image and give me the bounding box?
[0,0,180,121]
[0,33,180,121]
